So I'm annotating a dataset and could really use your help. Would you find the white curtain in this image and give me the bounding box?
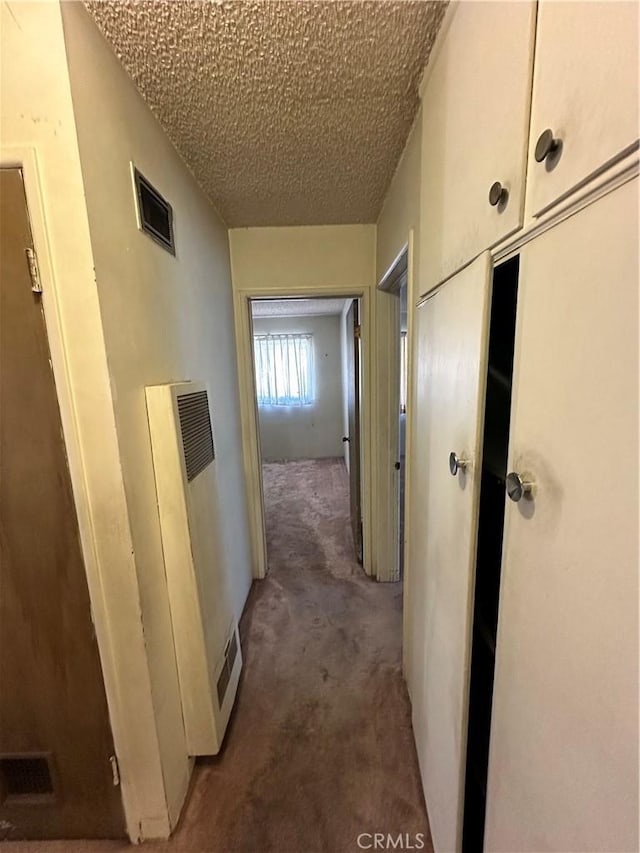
[253,333,314,406]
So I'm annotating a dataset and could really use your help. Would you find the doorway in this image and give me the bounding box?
[377,246,409,582]
[249,296,363,569]
[0,168,125,839]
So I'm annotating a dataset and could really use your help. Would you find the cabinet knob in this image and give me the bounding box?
[488,181,508,207]
[449,452,469,476]
[506,471,536,502]
[342,436,350,443]
[535,128,561,163]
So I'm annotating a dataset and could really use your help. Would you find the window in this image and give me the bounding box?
[253,333,314,406]
[400,331,408,414]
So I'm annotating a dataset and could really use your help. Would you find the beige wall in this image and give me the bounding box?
[228,224,380,577]
[376,106,423,285]
[229,224,376,293]
[0,0,167,839]
[373,111,423,588]
[253,315,344,461]
[60,0,253,830]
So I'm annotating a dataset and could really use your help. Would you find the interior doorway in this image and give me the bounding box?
[377,246,409,581]
[0,168,125,839]
[249,296,363,568]
[398,275,408,577]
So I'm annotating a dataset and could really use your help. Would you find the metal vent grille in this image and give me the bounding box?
[216,630,239,708]
[134,167,175,255]
[177,391,215,482]
[216,660,231,708]
[227,631,238,672]
[0,755,54,803]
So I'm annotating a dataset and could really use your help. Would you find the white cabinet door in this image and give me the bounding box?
[420,2,536,294]
[408,254,491,853]
[526,1,640,218]
[485,179,639,852]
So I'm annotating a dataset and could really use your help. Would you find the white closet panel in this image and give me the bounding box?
[526,1,639,218]
[486,178,639,852]
[420,2,536,294]
[409,253,491,853]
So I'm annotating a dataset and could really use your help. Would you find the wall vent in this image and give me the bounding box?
[177,390,215,482]
[0,754,55,804]
[217,629,240,708]
[133,167,175,255]
[146,381,242,755]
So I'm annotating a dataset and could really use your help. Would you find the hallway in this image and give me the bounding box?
[174,457,431,851]
[5,458,429,853]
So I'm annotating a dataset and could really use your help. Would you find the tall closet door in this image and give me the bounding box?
[409,254,490,853]
[485,179,639,852]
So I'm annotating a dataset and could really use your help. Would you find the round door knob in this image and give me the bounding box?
[449,452,469,476]
[489,181,508,207]
[535,128,561,163]
[506,471,536,502]
[342,436,350,443]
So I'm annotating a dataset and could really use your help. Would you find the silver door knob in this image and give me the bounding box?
[488,181,508,207]
[534,128,561,163]
[506,471,535,502]
[449,452,469,476]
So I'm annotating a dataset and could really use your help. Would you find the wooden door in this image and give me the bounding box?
[420,1,536,293]
[0,169,125,839]
[345,299,362,563]
[408,254,491,853]
[485,179,639,852]
[526,1,639,219]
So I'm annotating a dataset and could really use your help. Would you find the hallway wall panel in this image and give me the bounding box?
[61,0,253,831]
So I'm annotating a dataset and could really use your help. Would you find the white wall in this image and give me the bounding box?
[253,315,343,461]
[59,0,253,831]
[0,0,168,839]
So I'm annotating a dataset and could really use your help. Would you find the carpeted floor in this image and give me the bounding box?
[5,458,430,853]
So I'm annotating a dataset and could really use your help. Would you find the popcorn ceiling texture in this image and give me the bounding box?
[252,298,347,318]
[85,0,447,227]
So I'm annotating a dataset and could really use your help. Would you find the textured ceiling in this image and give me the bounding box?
[85,0,446,227]
[252,298,348,318]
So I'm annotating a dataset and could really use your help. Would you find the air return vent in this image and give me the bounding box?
[133,166,175,255]
[177,390,215,482]
[0,754,54,803]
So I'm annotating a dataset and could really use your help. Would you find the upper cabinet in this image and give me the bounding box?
[526,1,640,218]
[420,2,536,294]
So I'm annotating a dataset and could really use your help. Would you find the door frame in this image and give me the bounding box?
[377,244,406,584]
[0,147,143,840]
[375,231,416,586]
[233,285,373,579]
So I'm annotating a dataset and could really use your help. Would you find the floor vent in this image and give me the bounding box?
[0,754,55,803]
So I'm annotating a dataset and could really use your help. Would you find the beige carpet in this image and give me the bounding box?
[6,458,430,853]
